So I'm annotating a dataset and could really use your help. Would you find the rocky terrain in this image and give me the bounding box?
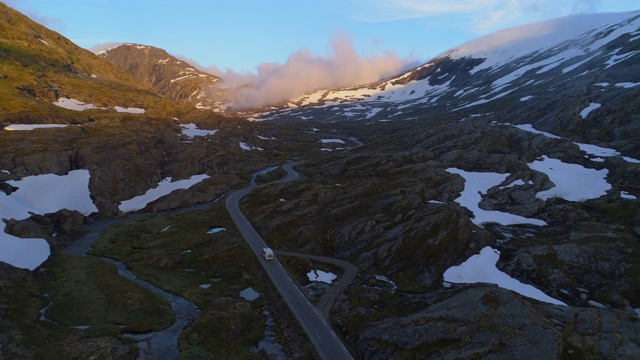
[99,44,226,111]
[1,2,640,359]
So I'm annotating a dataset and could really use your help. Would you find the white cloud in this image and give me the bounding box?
[356,0,604,33]
[204,33,415,109]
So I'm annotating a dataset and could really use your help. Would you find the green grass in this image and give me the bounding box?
[89,203,272,358]
[42,254,174,333]
[0,261,139,359]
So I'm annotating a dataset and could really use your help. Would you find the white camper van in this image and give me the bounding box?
[262,247,274,260]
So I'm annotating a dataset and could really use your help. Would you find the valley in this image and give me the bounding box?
[1,2,640,359]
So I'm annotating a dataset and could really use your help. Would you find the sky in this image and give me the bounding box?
[6,0,639,73]
[4,0,640,107]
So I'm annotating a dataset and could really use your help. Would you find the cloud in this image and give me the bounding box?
[204,33,415,109]
[356,0,604,33]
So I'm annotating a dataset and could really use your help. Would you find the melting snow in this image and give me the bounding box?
[621,191,637,200]
[615,82,640,88]
[605,49,640,69]
[580,103,601,119]
[447,168,546,226]
[207,227,226,234]
[239,142,263,151]
[53,98,103,111]
[114,106,145,114]
[374,275,398,291]
[528,156,610,201]
[513,124,561,139]
[179,123,218,138]
[0,170,97,270]
[443,246,566,306]
[365,108,382,119]
[5,124,68,130]
[513,124,640,164]
[319,139,345,144]
[118,174,210,212]
[307,270,337,284]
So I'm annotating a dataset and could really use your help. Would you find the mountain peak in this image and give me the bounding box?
[98,43,224,110]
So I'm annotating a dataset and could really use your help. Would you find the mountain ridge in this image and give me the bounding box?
[98,43,226,111]
[0,2,198,123]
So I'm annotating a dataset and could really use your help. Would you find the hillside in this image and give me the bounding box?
[0,2,194,123]
[98,44,226,111]
[265,11,640,156]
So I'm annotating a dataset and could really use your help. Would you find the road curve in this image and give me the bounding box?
[225,162,354,360]
[275,250,357,317]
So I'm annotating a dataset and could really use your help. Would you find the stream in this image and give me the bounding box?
[61,217,201,360]
[59,165,283,359]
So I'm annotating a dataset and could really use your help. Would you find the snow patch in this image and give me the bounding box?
[443,246,566,306]
[179,123,218,138]
[615,82,640,88]
[307,270,337,284]
[239,142,263,151]
[53,98,103,111]
[528,156,610,201]
[319,139,345,144]
[447,168,546,226]
[580,103,601,119]
[1,170,97,270]
[114,106,145,114]
[5,124,68,131]
[207,227,226,234]
[513,124,561,139]
[118,174,210,212]
[621,191,637,200]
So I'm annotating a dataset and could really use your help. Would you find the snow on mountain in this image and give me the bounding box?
[446,12,640,73]
[99,44,225,111]
[261,10,640,128]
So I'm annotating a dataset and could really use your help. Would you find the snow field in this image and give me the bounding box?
[0,170,97,270]
[118,175,210,212]
[52,98,145,114]
[443,246,566,305]
[528,156,610,201]
[307,270,337,284]
[446,168,547,226]
[4,124,69,130]
[179,123,218,138]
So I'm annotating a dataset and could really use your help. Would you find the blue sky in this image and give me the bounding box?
[6,0,640,73]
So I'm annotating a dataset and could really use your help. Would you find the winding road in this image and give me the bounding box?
[226,162,355,360]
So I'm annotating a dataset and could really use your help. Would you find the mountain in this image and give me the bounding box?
[0,2,196,123]
[240,11,640,358]
[265,11,640,156]
[98,44,226,111]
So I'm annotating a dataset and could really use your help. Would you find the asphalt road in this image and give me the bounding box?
[225,162,354,360]
[275,250,357,317]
